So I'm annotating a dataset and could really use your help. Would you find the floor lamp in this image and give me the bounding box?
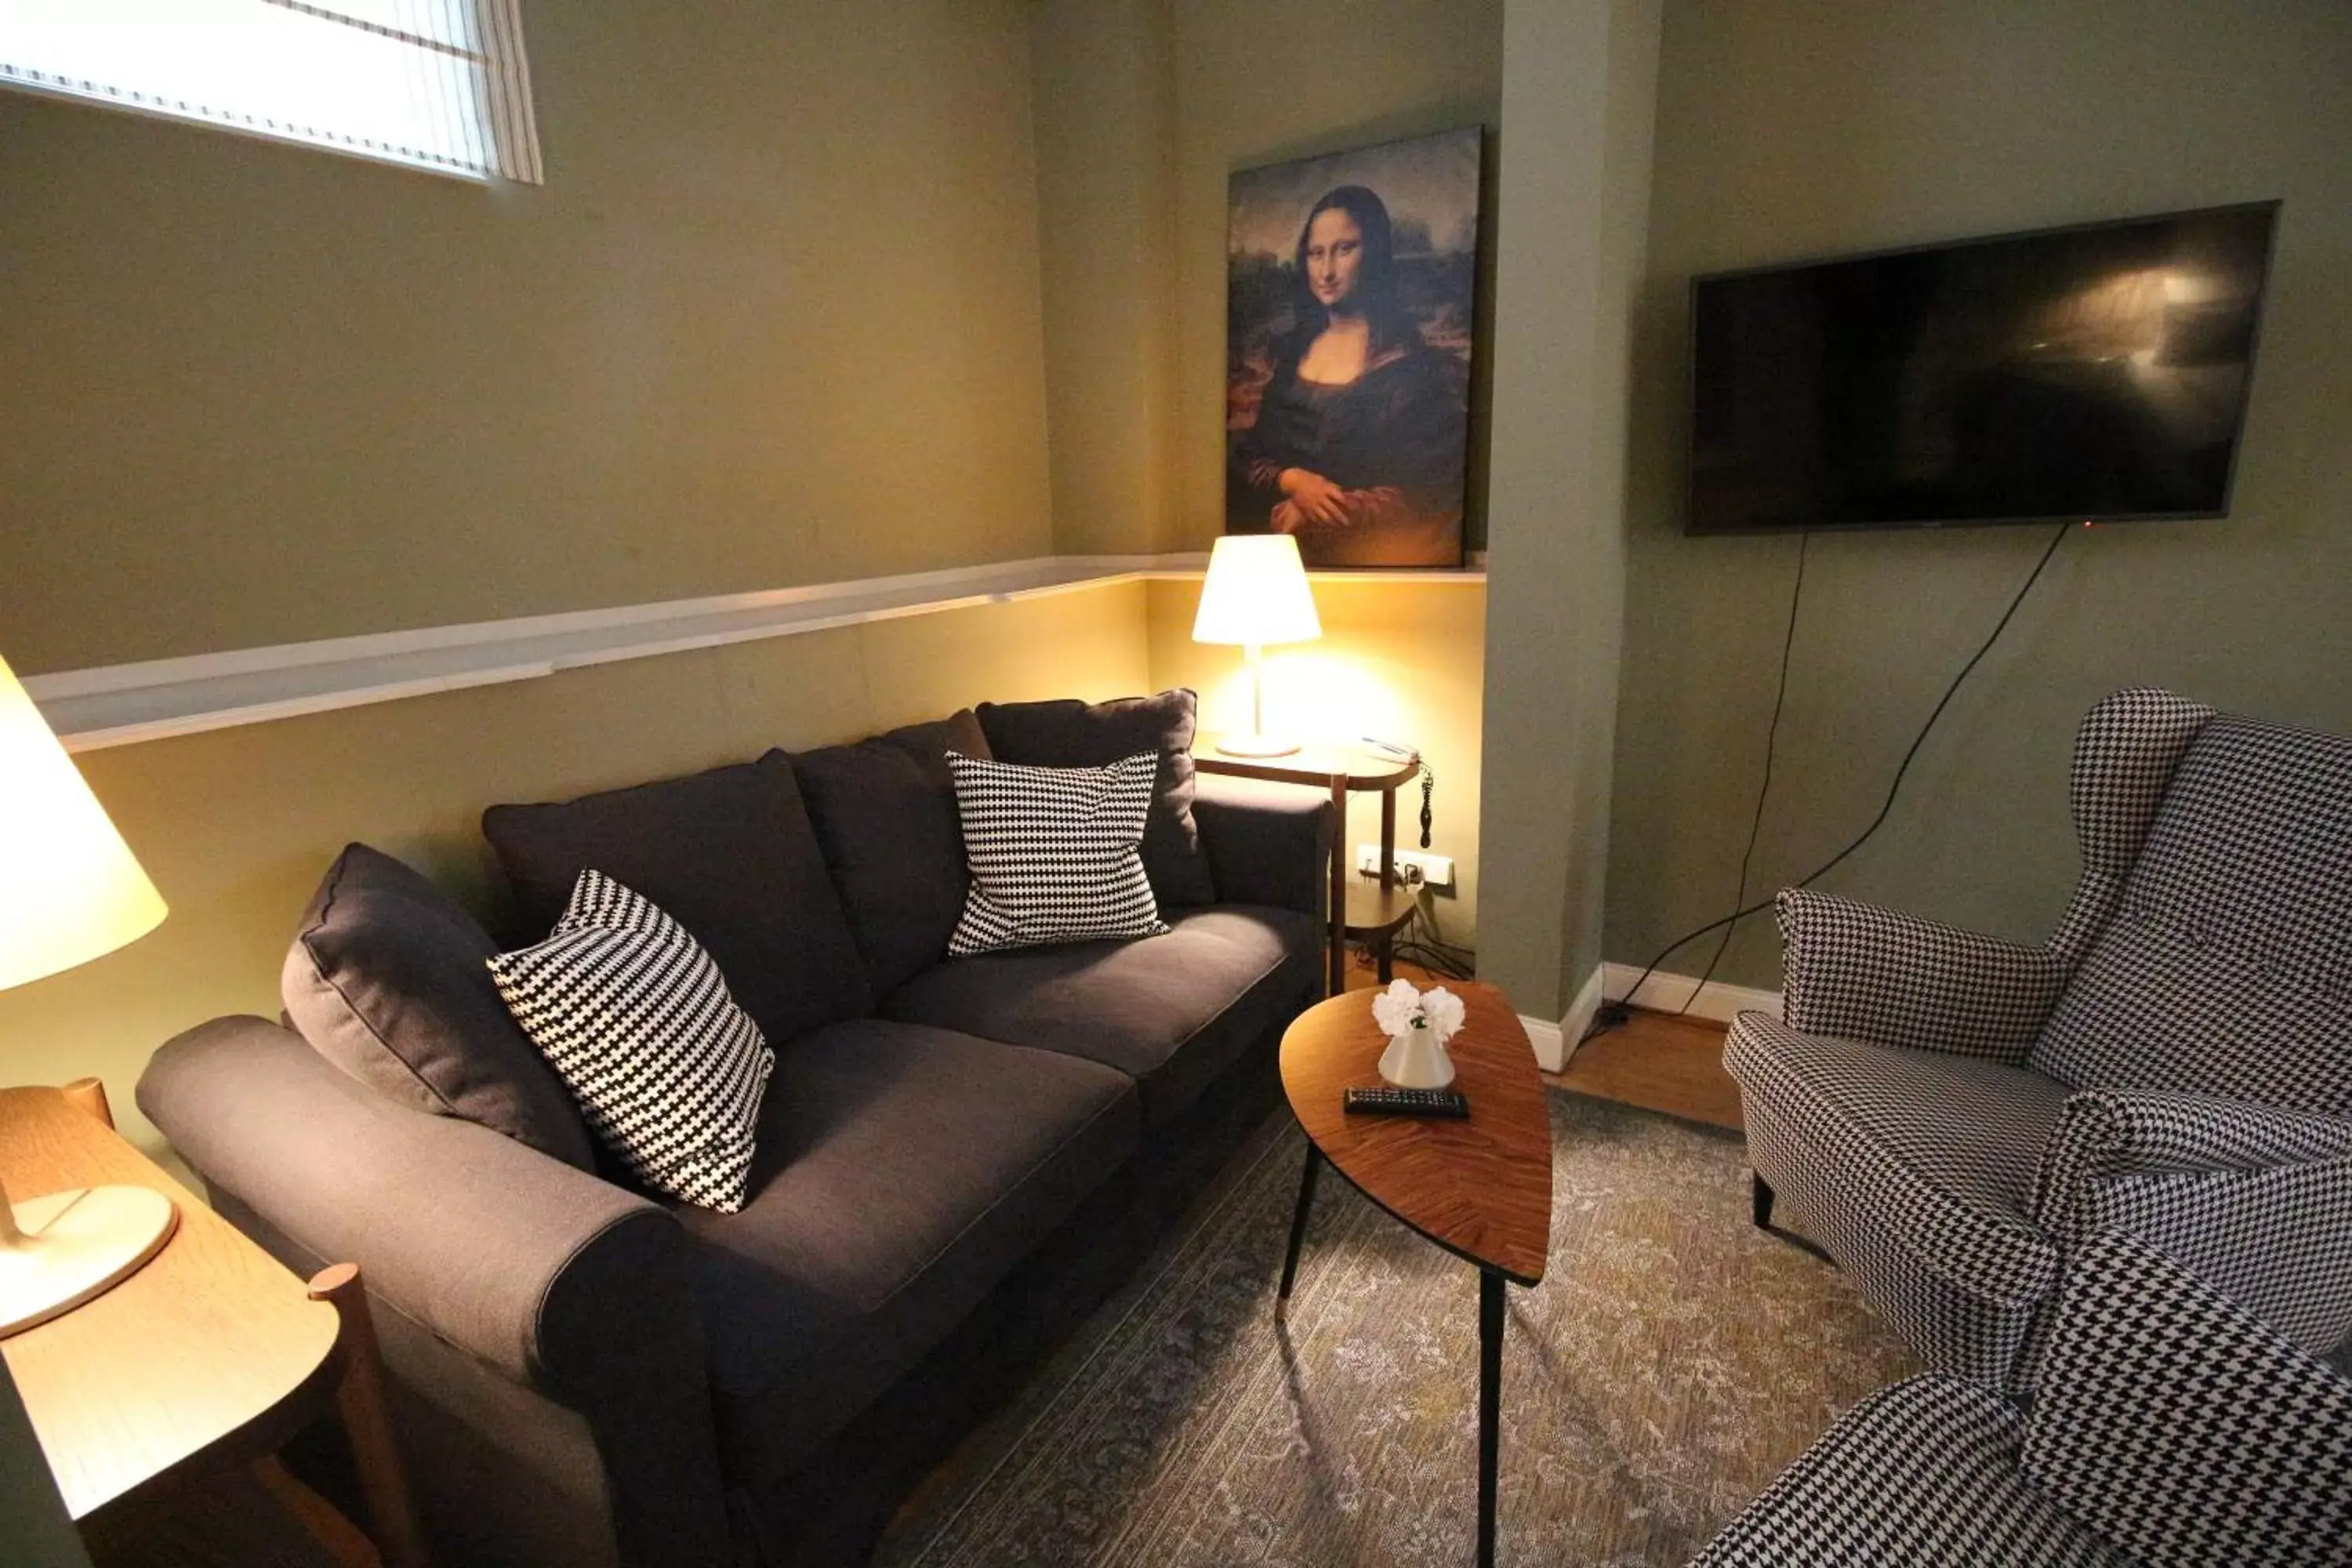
[0,652,172,1338]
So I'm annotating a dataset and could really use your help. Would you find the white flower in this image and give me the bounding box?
[1421,986,1466,1045]
[1370,978,1423,1036]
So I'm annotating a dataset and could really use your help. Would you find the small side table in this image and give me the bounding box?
[0,1080,430,1567]
[1195,745,1421,996]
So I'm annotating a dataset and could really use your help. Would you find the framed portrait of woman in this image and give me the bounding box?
[1225,127,1483,568]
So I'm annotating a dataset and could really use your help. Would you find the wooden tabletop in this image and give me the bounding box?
[0,1086,343,1521]
[1279,982,1554,1286]
[1194,745,1420,791]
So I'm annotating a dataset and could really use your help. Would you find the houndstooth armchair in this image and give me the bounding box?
[1687,1229,2352,1568]
[1726,688,2352,1391]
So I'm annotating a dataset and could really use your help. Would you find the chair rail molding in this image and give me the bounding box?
[27,555,1487,753]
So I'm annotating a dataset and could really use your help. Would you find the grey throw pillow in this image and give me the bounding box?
[281,843,594,1168]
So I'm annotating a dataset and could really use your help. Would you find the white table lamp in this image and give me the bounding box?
[0,652,172,1338]
[1192,535,1323,757]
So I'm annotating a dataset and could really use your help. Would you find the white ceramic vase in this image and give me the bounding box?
[1377,1018,1456,1089]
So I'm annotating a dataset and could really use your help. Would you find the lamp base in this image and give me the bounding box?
[1214,733,1301,758]
[0,1185,177,1338]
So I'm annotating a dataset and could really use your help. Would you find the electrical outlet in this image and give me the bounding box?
[1356,844,1454,888]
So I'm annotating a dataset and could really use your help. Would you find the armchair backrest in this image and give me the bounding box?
[2023,1229,2352,1568]
[2033,695,2352,1117]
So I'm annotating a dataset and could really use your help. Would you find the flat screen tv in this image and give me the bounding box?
[1686,201,2279,535]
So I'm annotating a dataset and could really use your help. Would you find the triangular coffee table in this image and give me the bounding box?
[1277,981,1554,1567]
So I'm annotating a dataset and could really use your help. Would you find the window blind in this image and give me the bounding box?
[0,0,543,183]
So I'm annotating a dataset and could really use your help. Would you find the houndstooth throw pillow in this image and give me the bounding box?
[946,750,1169,955]
[487,870,773,1212]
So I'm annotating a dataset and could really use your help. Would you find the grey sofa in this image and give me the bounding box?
[137,696,1330,1568]
[1728,688,2352,1393]
[1688,1227,2352,1567]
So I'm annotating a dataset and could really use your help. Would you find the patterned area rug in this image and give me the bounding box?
[877,1090,1920,1567]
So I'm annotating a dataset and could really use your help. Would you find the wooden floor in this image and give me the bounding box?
[1347,950,1741,1131]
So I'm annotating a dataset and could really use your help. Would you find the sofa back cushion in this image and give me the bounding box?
[282,842,595,1168]
[483,751,872,1043]
[2032,716,2352,1115]
[976,691,1216,908]
[793,710,991,996]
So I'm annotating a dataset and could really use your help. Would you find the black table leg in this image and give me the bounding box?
[1478,1268,1503,1568]
[1279,1145,1321,1302]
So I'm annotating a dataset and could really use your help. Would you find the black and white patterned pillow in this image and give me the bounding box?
[487,870,773,1212]
[946,750,1169,956]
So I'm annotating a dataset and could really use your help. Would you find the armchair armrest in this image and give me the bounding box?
[1777,888,2066,1063]
[1192,772,1333,916]
[138,1016,734,1567]
[2031,1090,2352,1356]
[2024,1228,2352,1568]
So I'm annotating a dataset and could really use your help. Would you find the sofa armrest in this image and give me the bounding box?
[1777,888,2065,1063]
[138,1017,735,1568]
[1192,772,1333,916]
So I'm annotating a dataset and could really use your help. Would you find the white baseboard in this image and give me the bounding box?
[1602,962,1781,1025]
[1551,965,1609,1072]
[1519,1012,1567,1074]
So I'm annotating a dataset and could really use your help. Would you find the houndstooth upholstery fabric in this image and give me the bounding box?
[1692,1229,2351,1568]
[1685,1374,2115,1567]
[1778,889,2065,1064]
[946,750,1169,955]
[1730,1014,2068,1385]
[1727,689,2352,1392]
[2023,1229,2352,1568]
[488,870,774,1212]
[2034,713,2352,1113]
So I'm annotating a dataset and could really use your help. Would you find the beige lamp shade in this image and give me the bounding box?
[1192,535,1323,648]
[0,652,174,1338]
[0,655,166,993]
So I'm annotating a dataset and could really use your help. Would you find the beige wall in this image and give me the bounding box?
[1145,579,1486,949]
[1032,0,1183,556]
[0,2,1053,675]
[0,589,1151,1161]
[1605,0,2352,991]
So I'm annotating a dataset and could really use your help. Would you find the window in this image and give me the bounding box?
[0,0,542,183]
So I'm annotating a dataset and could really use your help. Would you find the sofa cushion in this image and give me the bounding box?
[883,905,1319,1125]
[976,691,1218,909]
[281,842,593,1168]
[483,751,871,1044]
[488,872,775,1213]
[791,710,990,997]
[676,1018,1138,1482]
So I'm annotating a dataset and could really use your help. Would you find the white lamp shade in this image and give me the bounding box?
[1191,535,1323,647]
[0,655,165,993]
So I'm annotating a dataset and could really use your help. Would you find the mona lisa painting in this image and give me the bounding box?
[1225,127,1483,568]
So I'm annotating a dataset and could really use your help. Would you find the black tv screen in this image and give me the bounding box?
[1686,201,2278,535]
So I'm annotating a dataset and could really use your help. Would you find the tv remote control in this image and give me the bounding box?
[1343,1086,1470,1118]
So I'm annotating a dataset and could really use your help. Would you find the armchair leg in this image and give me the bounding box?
[1751,1172,1775,1229]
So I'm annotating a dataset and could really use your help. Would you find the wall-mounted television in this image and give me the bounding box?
[1686,201,2280,535]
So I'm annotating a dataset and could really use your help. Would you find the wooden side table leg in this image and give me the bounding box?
[1377,789,1399,985]
[1327,775,1348,996]
[309,1263,433,1568]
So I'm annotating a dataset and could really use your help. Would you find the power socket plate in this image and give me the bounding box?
[1356,844,1454,888]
